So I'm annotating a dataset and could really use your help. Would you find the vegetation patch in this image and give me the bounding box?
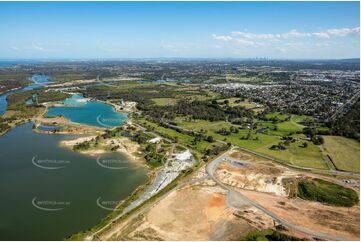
[322,136,360,172]
[150,97,176,106]
[297,178,359,207]
[242,229,305,241]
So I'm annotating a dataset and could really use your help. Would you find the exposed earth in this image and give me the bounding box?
[90,149,360,241]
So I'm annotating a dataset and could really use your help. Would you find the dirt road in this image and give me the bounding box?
[206,151,349,241]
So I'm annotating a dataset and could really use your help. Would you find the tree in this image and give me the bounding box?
[206,135,214,142]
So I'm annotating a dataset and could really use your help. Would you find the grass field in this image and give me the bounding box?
[322,136,360,172]
[259,114,309,136]
[175,117,326,169]
[265,112,289,121]
[216,98,260,109]
[136,118,214,153]
[257,141,327,169]
[150,97,176,106]
[297,178,359,207]
[277,120,303,133]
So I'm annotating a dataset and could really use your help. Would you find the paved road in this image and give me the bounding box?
[206,151,349,241]
[329,90,360,122]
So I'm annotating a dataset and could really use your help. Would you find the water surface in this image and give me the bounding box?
[0,74,51,115]
[0,60,39,68]
[0,122,148,240]
[46,94,127,127]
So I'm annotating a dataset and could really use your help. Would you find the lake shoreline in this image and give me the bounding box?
[0,121,149,240]
[59,134,146,165]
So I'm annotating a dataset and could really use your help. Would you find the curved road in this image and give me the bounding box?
[206,151,349,241]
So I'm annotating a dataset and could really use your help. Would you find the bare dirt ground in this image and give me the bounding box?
[61,135,97,146]
[105,137,145,162]
[215,150,360,240]
[97,167,302,241]
[241,189,360,240]
[35,115,70,125]
[92,149,359,241]
[110,183,257,241]
[216,150,302,197]
[216,162,291,196]
[60,135,144,162]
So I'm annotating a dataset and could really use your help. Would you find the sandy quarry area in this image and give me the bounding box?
[92,149,359,241]
[61,135,97,147]
[61,135,144,162]
[105,181,268,241]
[241,189,360,240]
[105,137,145,162]
[215,150,360,240]
[35,115,70,125]
[215,160,299,197]
[98,166,297,241]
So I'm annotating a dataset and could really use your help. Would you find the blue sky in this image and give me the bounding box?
[0,1,359,59]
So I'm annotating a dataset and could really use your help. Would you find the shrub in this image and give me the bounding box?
[297,178,359,207]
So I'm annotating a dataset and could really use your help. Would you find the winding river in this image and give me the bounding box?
[0,74,51,115]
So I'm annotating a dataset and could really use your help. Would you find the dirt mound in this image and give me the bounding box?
[208,194,225,207]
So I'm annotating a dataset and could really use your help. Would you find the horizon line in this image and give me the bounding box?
[0,57,360,61]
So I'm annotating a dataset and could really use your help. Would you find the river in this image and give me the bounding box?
[0,74,51,115]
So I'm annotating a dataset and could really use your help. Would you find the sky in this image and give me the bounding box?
[0,1,359,59]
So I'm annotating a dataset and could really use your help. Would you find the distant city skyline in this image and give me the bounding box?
[0,1,359,59]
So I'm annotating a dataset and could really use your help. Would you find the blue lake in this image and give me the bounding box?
[46,94,127,128]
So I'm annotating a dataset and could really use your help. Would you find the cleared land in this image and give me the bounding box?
[150,97,176,106]
[322,136,360,172]
[214,150,360,240]
[95,149,359,241]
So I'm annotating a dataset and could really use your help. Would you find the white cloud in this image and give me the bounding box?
[32,41,46,51]
[231,31,280,40]
[212,27,360,46]
[324,27,360,37]
[211,34,233,41]
[211,27,359,58]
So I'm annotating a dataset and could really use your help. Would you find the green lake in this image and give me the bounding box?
[0,122,148,240]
